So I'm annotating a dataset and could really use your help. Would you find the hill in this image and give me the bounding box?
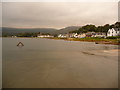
[2,27,57,36]
[2,26,81,36]
[50,26,81,35]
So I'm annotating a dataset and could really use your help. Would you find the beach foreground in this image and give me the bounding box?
[3,38,118,88]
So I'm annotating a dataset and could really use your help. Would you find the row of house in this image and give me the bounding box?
[58,33,86,38]
[37,35,54,38]
[57,28,120,38]
[37,28,120,38]
[58,32,106,38]
[37,33,54,38]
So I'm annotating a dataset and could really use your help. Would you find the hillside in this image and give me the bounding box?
[2,26,81,36]
[2,27,57,35]
[50,26,81,35]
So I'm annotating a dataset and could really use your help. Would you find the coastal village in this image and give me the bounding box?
[2,2,120,88]
[37,28,120,39]
[5,22,120,45]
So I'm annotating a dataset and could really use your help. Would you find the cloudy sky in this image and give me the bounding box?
[2,1,118,29]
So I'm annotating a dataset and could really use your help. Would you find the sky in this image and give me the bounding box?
[2,1,118,29]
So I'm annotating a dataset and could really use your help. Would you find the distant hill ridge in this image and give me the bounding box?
[2,26,81,35]
[50,26,81,34]
[2,27,57,33]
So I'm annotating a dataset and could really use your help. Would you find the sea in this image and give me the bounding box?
[2,38,119,88]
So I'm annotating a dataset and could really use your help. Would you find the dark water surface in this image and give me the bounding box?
[3,38,118,88]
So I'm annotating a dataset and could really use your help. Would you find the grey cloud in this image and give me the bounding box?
[2,2,118,28]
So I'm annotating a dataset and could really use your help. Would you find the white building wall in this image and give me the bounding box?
[107,28,120,37]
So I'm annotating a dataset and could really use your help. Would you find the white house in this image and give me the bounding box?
[77,33,86,38]
[73,33,78,38]
[58,34,67,38]
[12,36,17,38]
[38,35,54,38]
[107,28,120,37]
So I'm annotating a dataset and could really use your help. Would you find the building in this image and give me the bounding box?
[73,33,78,38]
[58,33,86,38]
[37,35,54,38]
[92,32,106,38]
[77,33,86,38]
[12,36,17,38]
[85,32,96,37]
[58,34,67,38]
[107,28,120,37]
[68,33,77,38]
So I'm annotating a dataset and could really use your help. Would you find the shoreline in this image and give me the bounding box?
[2,37,120,45]
[47,37,120,45]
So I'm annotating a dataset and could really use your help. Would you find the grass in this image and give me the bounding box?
[3,36,120,45]
[49,37,120,45]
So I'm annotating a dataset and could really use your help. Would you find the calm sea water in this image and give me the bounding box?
[3,38,118,88]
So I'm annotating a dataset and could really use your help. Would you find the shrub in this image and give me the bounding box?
[106,36,120,39]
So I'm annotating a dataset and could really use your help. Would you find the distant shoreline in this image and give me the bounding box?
[2,37,120,45]
[47,37,120,45]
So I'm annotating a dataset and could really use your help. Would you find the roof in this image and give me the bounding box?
[113,28,120,31]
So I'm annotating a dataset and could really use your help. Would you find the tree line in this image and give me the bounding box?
[70,22,120,34]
